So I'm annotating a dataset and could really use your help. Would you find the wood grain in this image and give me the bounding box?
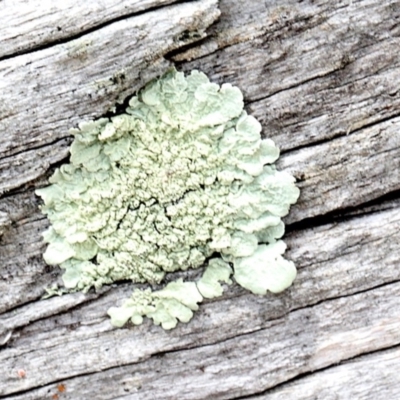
[0,0,219,190]
[179,0,400,150]
[281,116,400,222]
[1,0,399,398]
[1,206,399,397]
[255,347,400,399]
[3,280,400,399]
[0,0,180,59]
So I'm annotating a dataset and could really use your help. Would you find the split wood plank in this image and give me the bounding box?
[0,0,179,59]
[1,0,400,398]
[1,207,399,396]
[3,278,400,399]
[252,347,400,400]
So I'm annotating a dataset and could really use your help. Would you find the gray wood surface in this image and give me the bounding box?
[1,0,399,399]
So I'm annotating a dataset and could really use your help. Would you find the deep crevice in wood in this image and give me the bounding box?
[0,0,193,63]
[0,289,107,335]
[292,277,400,314]
[286,187,400,233]
[281,109,400,156]
[0,136,71,165]
[165,33,216,61]
[2,1,399,397]
[245,66,344,106]
[235,342,400,400]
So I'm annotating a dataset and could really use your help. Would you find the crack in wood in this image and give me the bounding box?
[0,0,187,62]
[1,0,399,398]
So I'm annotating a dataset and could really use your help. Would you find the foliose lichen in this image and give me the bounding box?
[36,68,300,330]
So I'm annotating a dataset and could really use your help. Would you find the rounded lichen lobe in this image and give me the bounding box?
[36,69,300,329]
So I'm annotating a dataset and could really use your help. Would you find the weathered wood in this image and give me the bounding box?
[3,280,400,399]
[281,117,400,222]
[0,0,180,58]
[1,0,399,398]
[1,207,399,397]
[0,0,219,190]
[179,0,400,150]
[254,347,400,399]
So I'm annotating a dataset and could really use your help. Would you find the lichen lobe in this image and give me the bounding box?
[36,69,300,330]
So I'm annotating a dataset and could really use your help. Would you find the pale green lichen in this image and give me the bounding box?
[108,279,203,330]
[36,68,300,330]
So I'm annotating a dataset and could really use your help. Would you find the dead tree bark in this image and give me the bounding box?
[1,0,400,398]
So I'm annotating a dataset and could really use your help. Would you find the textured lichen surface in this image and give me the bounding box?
[36,69,300,330]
